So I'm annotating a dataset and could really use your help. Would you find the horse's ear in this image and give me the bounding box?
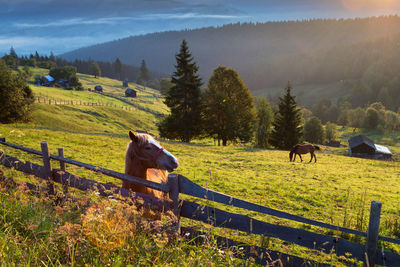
[129,131,139,142]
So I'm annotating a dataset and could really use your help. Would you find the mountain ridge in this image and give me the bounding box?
[61,16,400,90]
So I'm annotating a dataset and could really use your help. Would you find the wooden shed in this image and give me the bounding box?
[125,88,137,98]
[94,85,103,92]
[348,135,392,160]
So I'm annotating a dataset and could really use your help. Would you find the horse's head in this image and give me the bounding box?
[289,151,294,162]
[128,131,179,172]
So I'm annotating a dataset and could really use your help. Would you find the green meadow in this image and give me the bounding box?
[1,69,400,265]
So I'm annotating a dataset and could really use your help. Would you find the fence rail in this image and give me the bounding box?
[35,97,136,111]
[1,137,400,266]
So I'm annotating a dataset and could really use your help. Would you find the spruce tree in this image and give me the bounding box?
[89,62,101,78]
[270,82,303,149]
[9,47,18,59]
[159,40,203,143]
[137,59,150,85]
[114,58,122,80]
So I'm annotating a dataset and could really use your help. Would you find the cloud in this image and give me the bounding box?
[141,13,247,20]
[13,12,247,29]
[14,17,133,28]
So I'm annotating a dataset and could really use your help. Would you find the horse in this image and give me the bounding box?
[289,144,321,163]
[123,131,179,218]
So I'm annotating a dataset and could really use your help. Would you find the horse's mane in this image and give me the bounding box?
[290,144,300,152]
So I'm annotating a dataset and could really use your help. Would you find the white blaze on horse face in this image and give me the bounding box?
[148,139,178,168]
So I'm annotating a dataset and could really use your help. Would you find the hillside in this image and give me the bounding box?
[17,68,167,136]
[61,16,400,92]
[2,69,400,264]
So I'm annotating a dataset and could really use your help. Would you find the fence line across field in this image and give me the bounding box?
[1,137,400,266]
[35,97,136,111]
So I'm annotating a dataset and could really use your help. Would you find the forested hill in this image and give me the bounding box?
[61,16,400,90]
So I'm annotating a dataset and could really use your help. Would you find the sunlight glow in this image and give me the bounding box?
[342,0,398,11]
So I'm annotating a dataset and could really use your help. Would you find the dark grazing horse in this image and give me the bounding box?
[289,144,321,163]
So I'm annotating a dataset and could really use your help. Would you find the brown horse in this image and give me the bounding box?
[289,144,321,163]
[123,131,179,217]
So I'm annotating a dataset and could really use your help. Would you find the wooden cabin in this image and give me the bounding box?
[125,88,137,98]
[348,135,392,160]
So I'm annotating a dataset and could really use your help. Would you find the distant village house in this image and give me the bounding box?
[125,88,137,98]
[94,85,103,92]
[37,75,55,86]
[348,135,392,160]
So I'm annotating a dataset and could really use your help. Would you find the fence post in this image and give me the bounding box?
[58,148,66,172]
[168,173,181,232]
[364,201,382,267]
[41,141,55,195]
[57,148,68,194]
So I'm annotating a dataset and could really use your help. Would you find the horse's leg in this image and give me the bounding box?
[309,152,313,163]
[314,153,317,163]
[298,153,303,162]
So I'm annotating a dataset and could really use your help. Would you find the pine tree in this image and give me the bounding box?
[9,47,18,58]
[159,40,203,143]
[114,58,122,80]
[270,82,303,149]
[49,51,55,62]
[137,59,150,85]
[89,62,101,78]
[203,66,257,146]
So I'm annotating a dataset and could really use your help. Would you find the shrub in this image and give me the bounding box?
[325,122,338,142]
[304,116,325,144]
[0,59,34,123]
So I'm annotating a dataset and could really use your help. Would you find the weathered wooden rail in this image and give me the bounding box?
[35,97,136,111]
[1,138,400,266]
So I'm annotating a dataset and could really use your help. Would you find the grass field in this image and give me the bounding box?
[1,68,400,265]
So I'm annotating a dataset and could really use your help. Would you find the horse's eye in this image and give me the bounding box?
[145,147,152,150]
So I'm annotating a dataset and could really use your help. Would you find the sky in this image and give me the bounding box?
[1,0,400,56]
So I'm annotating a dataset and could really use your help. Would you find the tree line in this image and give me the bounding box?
[159,40,310,149]
[61,15,400,92]
[2,48,162,89]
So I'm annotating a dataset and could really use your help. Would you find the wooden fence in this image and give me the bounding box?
[35,95,165,117]
[35,97,136,111]
[1,138,400,266]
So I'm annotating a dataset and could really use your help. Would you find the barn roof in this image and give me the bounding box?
[348,135,375,149]
[125,88,136,93]
[43,75,54,82]
[375,144,392,155]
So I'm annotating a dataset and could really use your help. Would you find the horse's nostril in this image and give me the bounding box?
[171,158,179,168]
